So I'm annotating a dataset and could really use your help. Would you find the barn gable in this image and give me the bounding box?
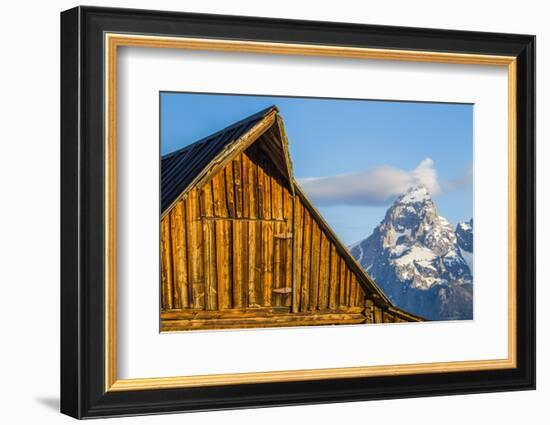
[161,106,292,215]
[160,107,423,330]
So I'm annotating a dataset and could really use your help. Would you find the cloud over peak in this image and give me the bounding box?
[298,158,450,207]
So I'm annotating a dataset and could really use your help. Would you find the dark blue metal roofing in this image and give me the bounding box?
[161,106,277,213]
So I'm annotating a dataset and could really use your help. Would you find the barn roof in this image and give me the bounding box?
[160,106,425,316]
[161,106,278,213]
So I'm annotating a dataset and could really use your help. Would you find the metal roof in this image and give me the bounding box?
[161,106,277,213]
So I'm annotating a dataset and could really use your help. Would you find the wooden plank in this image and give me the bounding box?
[200,180,215,216]
[161,312,366,331]
[215,219,232,309]
[273,220,284,306]
[283,189,293,308]
[364,299,374,324]
[292,198,304,313]
[201,216,284,223]
[339,259,347,307]
[161,306,363,319]
[350,272,359,307]
[185,189,205,309]
[358,279,365,307]
[374,306,383,323]
[241,219,249,307]
[202,219,217,310]
[276,116,295,195]
[212,173,228,218]
[241,153,250,218]
[233,154,243,218]
[246,220,259,307]
[200,182,216,310]
[271,174,284,220]
[271,176,285,307]
[328,244,339,310]
[247,152,258,219]
[309,221,321,310]
[300,211,312,311]
[253,220,263,306]
[261,221,274,306]
[256,157,265,220]
[169,200,188,309]
[232,220,243,308]
[318,233,330,310]
[225,165,236,218]
[283,187,293,223]
[162,306,291,319]
[345,266,353,306]
[160,216,173,310]
[263,160,272,220]
[357,279,364,307]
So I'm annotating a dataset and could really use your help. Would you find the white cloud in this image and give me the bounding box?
[297,158,444,206]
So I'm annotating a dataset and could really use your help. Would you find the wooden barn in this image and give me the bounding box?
[160,106,423,331]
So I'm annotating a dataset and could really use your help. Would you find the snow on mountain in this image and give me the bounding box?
[456,218,474,272]
[349,185,474,321]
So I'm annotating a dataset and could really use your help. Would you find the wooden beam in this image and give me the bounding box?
[225,166,236,218]
[160,215,173,310]
[161,312,366,331]
[185,189,205,309]
[200,216,285,223]
[215,219,231,309]
[202,219,217,310]
[261,221,274,307]
[212,173,228,218]
[200,183,216,310]
[310,221,321,310]
[247,220,259,307]
[233,155,243,218]
[283,188,293,308]
[169,200,188,309]
[292,198,304,313]
[232,220,243,308]
[241,219,249,308]
[338,258,346,307]
[329,244,339,310]
[300,211,312,311]
[273,219,284,307]
[318,233,330,310]
[161,306,292,319]
[276,116,295,196]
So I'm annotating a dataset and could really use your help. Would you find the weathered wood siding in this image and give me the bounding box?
[291,195,365,313]
[160,143,295,315]
[160,140,422,330]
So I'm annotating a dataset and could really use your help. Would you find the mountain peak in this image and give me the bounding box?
[397,185,431,204]
[349,188,473,321]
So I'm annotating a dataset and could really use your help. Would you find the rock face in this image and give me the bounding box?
[349,185,473,321]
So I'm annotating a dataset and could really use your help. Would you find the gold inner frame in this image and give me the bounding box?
[104,33,517,392]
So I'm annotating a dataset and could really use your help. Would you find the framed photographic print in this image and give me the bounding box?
[60,6,535,419]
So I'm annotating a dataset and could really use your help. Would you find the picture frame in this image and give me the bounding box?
[60,5,535,419]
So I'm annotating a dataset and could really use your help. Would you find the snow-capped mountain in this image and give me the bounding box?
[349,185,473,321]
[456,218,473,273]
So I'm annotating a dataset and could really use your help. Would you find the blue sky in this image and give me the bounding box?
[161,92,473,245]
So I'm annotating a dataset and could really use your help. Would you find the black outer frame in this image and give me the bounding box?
[60,5,536,419]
